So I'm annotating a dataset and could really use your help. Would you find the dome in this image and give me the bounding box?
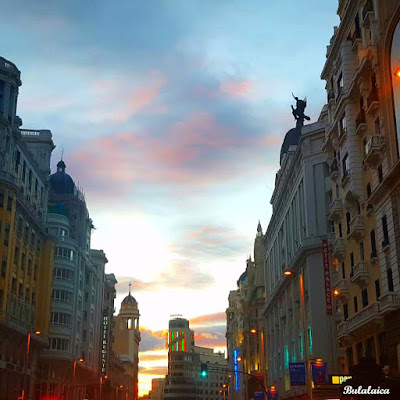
[279,126,301,164]
[49,160,75,194]
[122,293,137,305]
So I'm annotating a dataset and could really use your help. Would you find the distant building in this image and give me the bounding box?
[113,285,141,400]
[226,222,267,400]
[0,56,56,400]
[151,377,165,400]
[164,317,228,400]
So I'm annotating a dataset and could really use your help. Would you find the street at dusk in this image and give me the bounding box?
[1,0,400,399]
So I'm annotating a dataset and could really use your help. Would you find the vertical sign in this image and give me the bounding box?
[322,240,332,315]
[101,310,108,374]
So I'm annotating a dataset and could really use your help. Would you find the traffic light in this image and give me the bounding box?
[200,363,208,377]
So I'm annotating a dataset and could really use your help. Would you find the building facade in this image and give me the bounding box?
[226,223,267,400]
[151,378,165,400]
[321,0,400,376]
[113,286,141,400]
[0,56,56,400]
[35,160,108,400]
[263,114,341,400]
[164,317,228,400]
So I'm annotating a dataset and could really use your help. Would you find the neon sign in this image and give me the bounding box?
[101,312,108,374]
[168,331,186,352]
[234,349,239,390]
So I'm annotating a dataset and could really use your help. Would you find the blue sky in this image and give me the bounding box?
[1,0,339,394]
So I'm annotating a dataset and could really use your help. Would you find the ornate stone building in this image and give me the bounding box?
[226,223,267,400]
[322,0,400,375]
[263,109,341,400]
[0,56,56,400]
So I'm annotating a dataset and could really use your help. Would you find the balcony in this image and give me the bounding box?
[350,261,369,288]
[341,169,350,189]
[366,88,379,114]
[337,302,382,339]
[355,109,367,135]
[330,159,339,180]
[332,237,346,261]
[379,293,400,315]
[362,0,375,28]
[335,278,349,300]
[347,215,364,241]
[329,199,343,221]
[363,136,385,169]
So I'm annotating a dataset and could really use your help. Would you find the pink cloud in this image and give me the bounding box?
[189,312,226,327]
[220,80,253,96]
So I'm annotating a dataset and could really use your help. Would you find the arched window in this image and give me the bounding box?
[390,19,400,155]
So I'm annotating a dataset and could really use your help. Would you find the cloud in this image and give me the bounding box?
[220,80,253,96]
[116,260,215,294]
[189,312,226,327]
[136,329,167,352]
[139,366,168,376]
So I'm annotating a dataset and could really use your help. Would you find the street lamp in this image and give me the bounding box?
[73,358,84,400]
[250,328,257,334]
[236,356,242,362]
[395,66,400,78]
[333,288,340,296]
[283,269,313,400]
[24,331,42,399]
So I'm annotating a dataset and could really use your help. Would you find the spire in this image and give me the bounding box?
[257,220,263,236]
[56,160,66,173]
[129,281,132,295]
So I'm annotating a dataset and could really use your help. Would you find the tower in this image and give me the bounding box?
[113,284,141,400]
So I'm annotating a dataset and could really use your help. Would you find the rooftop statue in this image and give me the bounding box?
[291,93,310,128]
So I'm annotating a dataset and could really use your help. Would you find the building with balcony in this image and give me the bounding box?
[35,159,109,400]
[226,222,267,400]
[263,109,341,400]
[321,0,400,375]
[164,317,227,400]
[0,56,56,400]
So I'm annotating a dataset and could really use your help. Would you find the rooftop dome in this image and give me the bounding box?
[49,160,75,195]
[279,126,301,164]
[121,283,137,306]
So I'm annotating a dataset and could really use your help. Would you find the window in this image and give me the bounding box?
[378,165,383,183]
[298,334,304,360]
[49,338,70,351]
[1,257,6,277]
[342,154,349,178]
[387,268,394,292]
[362,288,369,308]
[346,347,354,368]
[346,212,351,234]
[52,289,72,303]
[51,312,72,326]
[308,327,313,355]
[350,252,355,276]
[343,303,348,320]
[353,296,358,313]
[357,342,364,361]
[359,242,365,261]
[337,72,344,96]
[375,116,381,135]
[382,215,389,247]
[339,222,343,238]
[54,268,73,281]
[340,113,347,135]
[367,183,371,198]
[370,230,377,258]
[55,247,75,261]
[375,279,381,300]
[284,346,289,370]
[341,262,346,279]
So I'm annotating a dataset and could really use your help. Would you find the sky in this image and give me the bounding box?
[1,0,339,396]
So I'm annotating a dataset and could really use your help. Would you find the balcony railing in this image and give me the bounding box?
[364,136,385,168]
[350,261,369,288]
[330,159,339,180]
[355,109,366,134]
[379,293,400,315]
[329,199,343,221]
[367,88,379,112]
[348,215,364,240]
[332,238,346,260]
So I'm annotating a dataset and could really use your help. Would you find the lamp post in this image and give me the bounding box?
[72,358,84,400]
[24,331,41,400]
[283,268,313,400]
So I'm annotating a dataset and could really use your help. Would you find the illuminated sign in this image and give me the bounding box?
[101,312,108,374]
[234,349,239,391]
[168,331,186,352]
[322,240,333,315]
[331,375,352,385]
